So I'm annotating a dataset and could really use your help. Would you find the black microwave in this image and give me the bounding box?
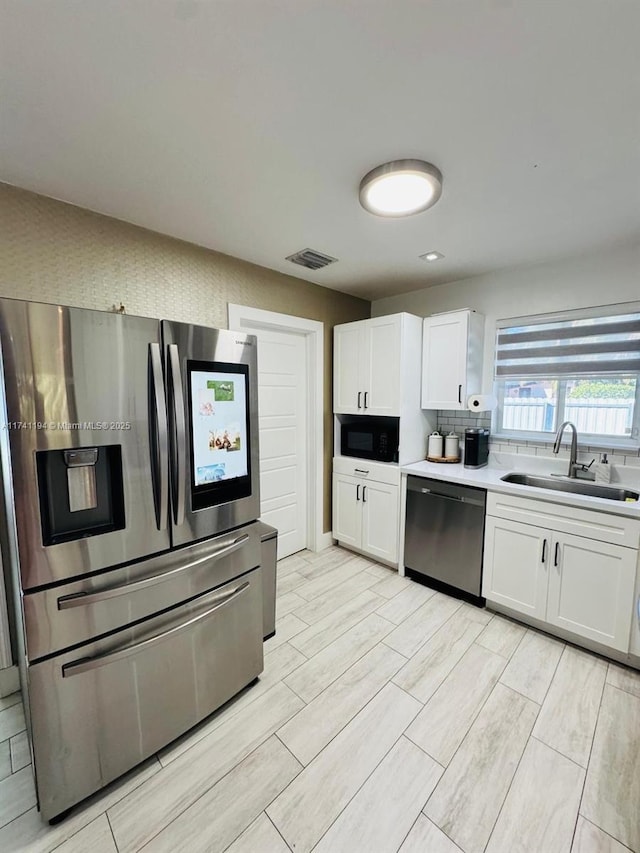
[341,419,399,463]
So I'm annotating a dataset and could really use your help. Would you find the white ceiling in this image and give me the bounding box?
[2,0,639,301]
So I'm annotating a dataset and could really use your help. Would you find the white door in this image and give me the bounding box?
[546,532,637,652]
[482,517,549,619]
[361,480,399,563]
[422,312,468,409]
[255,328,307,559]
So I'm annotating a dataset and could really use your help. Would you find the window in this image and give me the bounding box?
[494,308,640,446]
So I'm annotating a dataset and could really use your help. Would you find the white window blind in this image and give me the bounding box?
[495,311,640,379]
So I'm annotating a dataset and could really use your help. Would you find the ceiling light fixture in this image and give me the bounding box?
[420,251,445,262]
[359,159,443,217]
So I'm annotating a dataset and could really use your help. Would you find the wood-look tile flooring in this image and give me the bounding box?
[1,545,639,852]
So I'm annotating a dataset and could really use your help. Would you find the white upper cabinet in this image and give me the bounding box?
[334,323,363,412]
[333,314,410,416]
[421,309,484,410]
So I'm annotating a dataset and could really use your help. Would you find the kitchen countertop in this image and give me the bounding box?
[401,456,640,520]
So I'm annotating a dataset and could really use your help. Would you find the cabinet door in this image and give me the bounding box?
[332,473,362,549]
[546,533,637,652]
[361,481,399,563]
[334,324,363,413]
[362,316,401,415]
[421,312,468,410]
[482,516,549,619]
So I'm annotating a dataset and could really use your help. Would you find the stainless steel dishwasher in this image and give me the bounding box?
[404,476,487,603]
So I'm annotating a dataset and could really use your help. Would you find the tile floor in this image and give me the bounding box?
[1,545,639,852]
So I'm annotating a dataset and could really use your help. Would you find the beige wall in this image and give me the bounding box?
[0,183,370,532]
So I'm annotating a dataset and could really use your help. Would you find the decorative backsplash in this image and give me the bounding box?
[436,410,639,467]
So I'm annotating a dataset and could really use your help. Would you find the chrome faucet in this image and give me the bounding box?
[553,421,579,478]
[552,421,595,480]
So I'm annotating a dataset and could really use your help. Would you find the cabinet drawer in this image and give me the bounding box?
[333,456,400,486]
[487,491,640,549]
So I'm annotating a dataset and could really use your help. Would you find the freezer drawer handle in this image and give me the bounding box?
[57,534,250,610]
[61,580,250,678]
[168,343,187,526]
[149,343,169,531]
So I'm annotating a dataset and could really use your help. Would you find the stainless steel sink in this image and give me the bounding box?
[500,472,639,502]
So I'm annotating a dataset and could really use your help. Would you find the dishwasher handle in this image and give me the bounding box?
[412,486,485,508]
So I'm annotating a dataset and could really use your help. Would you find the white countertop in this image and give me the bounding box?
[401,454,640,520]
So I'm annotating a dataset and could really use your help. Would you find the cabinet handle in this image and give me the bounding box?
[541,539,547,564]
[357,391,362,409]
[362,486,367,503]
[554,541,560,568]
[356,484,361,501]
[354,468,369,475]
[458,384,462,405]
[364,391,368,409]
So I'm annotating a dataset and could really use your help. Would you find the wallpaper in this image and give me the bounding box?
[0,183,371,532]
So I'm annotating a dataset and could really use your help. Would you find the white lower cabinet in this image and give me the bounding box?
[483,495,640,654]
[332,461,399,564]
[483,517,549,621]
[332,474,362,550]
[360,480,399,564]
[546,532,637,651]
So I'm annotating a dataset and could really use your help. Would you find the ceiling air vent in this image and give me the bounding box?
[286,248,338,271]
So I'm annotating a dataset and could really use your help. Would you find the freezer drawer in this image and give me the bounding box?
[24,522,261,661]
[28,567,264,821]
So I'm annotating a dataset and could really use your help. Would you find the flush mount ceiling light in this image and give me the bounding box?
[419,250,445,262]
[359,159,443,217]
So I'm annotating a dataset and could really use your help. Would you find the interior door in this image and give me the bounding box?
[161,321,260,547]
[253,328,307,559]
[0,300,170,589]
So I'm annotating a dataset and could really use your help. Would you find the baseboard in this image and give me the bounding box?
[0,664,19,697]
[313,531,335,552]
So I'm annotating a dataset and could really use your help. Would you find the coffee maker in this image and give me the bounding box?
[464,428,490,469]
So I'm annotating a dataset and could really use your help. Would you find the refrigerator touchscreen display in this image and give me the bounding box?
[189,364,249,488]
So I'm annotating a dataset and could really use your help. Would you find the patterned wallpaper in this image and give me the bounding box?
[0,183,371,531]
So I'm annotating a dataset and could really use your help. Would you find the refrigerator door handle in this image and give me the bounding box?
[57,533,250,610]
[61,581,250,677]
[149,343,169,531]
[168,343,187,525]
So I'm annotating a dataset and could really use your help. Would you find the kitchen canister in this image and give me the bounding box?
[444,431,460,458]
[427,431,444,458]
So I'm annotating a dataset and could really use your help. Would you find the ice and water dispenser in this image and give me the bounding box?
[36,445,125,546]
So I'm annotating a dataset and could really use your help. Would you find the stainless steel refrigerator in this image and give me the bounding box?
[0,298,265,821]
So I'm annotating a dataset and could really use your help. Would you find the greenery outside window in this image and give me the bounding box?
[493,308,640,447]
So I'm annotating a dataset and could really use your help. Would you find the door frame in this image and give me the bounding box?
[227,304,328,553]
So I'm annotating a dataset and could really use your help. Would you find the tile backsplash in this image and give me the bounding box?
[436,410,640,467]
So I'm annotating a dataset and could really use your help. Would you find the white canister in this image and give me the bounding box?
[444,431,460,458]
[428,431,443,458]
